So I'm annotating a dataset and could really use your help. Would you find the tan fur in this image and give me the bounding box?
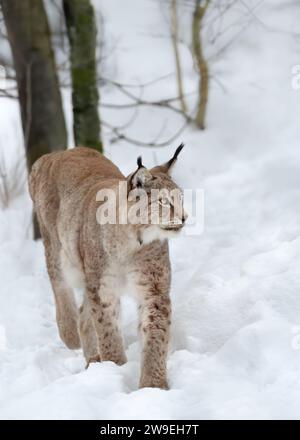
[29,146,186,389]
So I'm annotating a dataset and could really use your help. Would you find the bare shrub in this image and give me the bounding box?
[0,150,27,209]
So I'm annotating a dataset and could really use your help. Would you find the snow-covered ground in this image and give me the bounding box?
[1,0,300,419]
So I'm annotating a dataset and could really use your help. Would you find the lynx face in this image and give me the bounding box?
[127,144,188,241]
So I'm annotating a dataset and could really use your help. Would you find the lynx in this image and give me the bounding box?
[28,144,187,389]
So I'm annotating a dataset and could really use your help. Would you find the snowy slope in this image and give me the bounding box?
[1,0,300,419]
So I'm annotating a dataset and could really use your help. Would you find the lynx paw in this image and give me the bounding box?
[139,375,169,390]
[85,354,101,369]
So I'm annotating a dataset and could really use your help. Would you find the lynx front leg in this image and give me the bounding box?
[139,291,171,390]
[86,275,127,366]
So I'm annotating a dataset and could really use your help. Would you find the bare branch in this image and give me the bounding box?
[192,0,210,129]
[102,118,189,148]
[100,77,195,122]
[170,0,187,113]
[100,73,175,89]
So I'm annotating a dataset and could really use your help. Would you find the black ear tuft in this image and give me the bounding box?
[165,142,184,170]
[173,143,184,161]
[137,156,143,168]
[149,142,184,175]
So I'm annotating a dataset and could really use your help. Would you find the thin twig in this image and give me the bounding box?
[102,118,189,148]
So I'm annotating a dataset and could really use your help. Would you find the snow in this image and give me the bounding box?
[1,0,300,419]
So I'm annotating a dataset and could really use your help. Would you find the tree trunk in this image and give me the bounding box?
[1,0,67,168]
[192,0,210,130]
[171,0,187,115]
[63,0,102,152]
[1,0,67,239]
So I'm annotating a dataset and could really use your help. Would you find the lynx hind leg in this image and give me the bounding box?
[42,227,81,350]
[86,272,127,366]
[78,297,100,367]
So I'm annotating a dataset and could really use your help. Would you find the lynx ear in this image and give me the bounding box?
[128,156,153,190]
[151,143,184,175]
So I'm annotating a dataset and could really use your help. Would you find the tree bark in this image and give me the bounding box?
[192,0,210,130]
[1,0,67,169]
[63,0,102,152]
[171,0,187,115]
